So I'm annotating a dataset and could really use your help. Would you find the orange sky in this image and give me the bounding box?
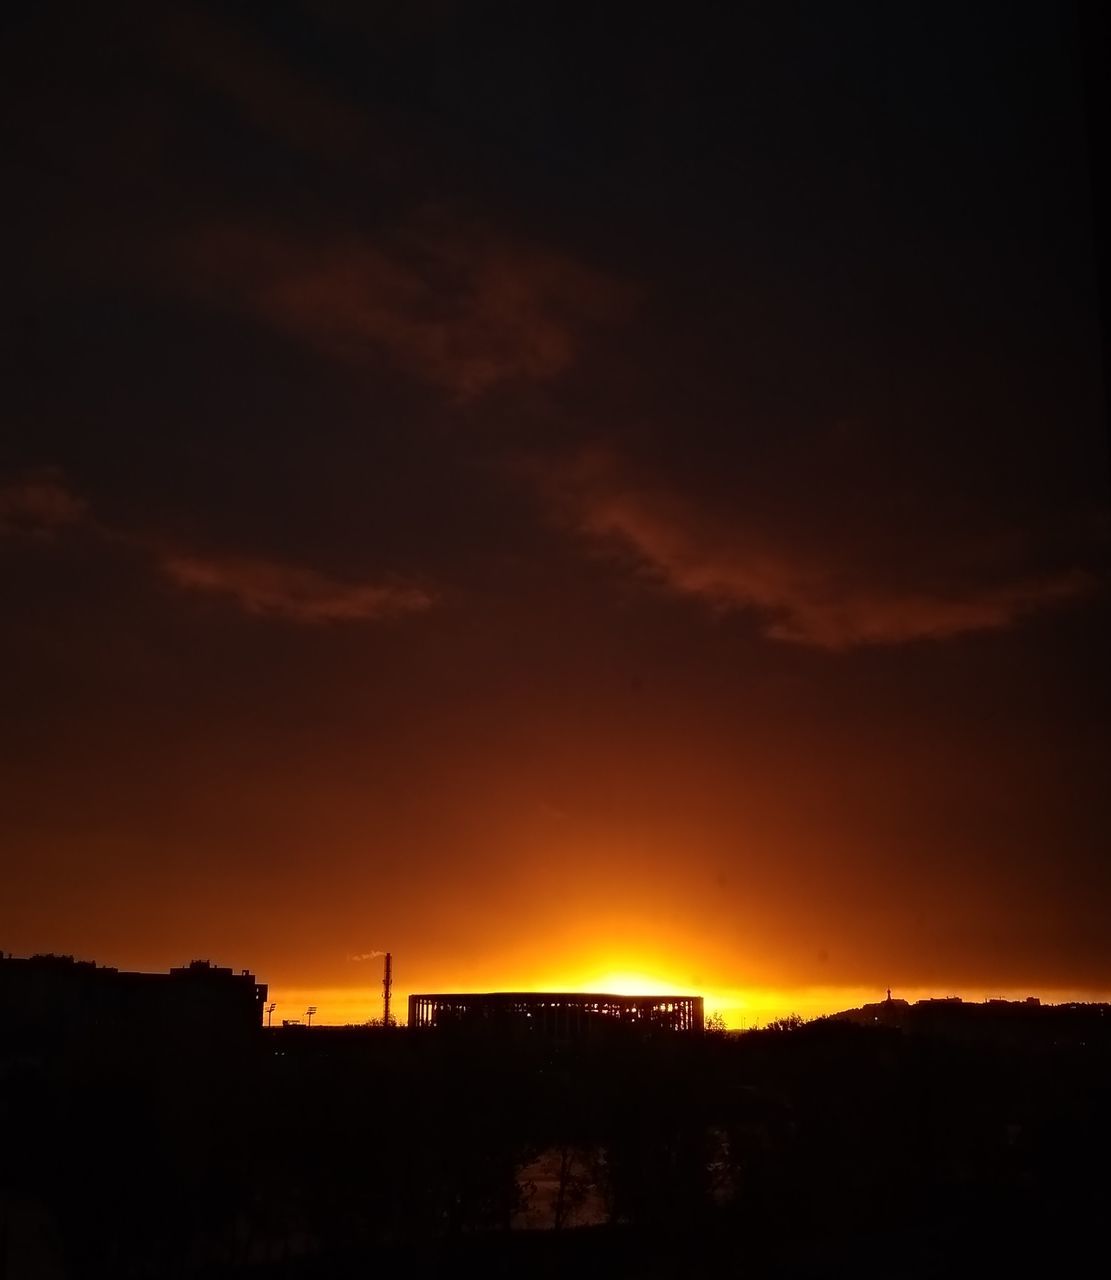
[2,3,1109,1009]
[266,979,1111,1032]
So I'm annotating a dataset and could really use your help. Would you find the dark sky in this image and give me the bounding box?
[3,1,1108,1019]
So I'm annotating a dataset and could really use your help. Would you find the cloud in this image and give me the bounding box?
[161,552,432,623]
[556,454,1095,649]
[160,4,370,159]
[185,223,625,398]
[2,471,432,627]
[0,471,87,535]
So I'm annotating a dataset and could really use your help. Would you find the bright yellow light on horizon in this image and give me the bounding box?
[267,956,1111,1031]
[582,971,693,997]
[268,980,854,1029]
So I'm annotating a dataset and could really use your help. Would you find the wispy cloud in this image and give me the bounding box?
[0,470,87,535]
[555,453,1096,649]
[160,4,370,159]
[2,471,432,627]
[184,223,626,398]
[157,8,624,401]
[161,553,432,624]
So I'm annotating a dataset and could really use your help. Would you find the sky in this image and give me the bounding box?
[3,1,1108,1026]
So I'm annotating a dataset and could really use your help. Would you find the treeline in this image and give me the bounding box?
[2,1018,1109,1276]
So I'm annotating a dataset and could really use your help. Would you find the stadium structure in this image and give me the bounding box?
[408,991,704,1035]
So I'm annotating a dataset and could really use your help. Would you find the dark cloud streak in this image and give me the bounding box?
[553,453,1099,648]
[1,471,432,627]
[0,471,87,535]
[161,552,432,624]
[180,221,627,399]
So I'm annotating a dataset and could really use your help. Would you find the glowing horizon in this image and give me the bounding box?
[264,980,1111,1030]
[4,0,1108,1070]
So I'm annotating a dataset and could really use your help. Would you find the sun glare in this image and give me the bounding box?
[584,971,691,997]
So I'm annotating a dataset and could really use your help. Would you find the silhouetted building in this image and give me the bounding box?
[0,952,267,1060]
[857,992,911,1026]
[830,993,1109,1048]
[408,991,704,1035]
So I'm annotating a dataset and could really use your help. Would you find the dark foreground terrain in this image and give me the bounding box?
[3,1006,1109,1278]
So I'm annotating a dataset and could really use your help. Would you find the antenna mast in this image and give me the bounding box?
[382,952,393,1026]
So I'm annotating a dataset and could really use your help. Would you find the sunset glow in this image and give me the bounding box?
[262,979,1111,1032]
[4,5,1110,1273]
[2,0,1107,1028]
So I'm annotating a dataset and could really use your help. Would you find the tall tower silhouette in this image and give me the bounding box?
[382,952,393,1026]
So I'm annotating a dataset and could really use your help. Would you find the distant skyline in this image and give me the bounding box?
[262,982,1111,1032]
[3,2,1108,1023]
[8,948,1103,1031]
